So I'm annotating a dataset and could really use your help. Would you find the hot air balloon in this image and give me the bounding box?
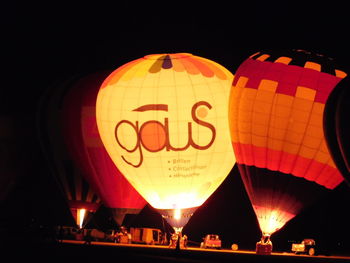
[37,76,101,229]
[61,71,147,227]
[324,75,350,185]
[228,49,346,252]
[96,53,235,243]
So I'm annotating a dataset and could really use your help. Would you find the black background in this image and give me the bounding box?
[2,0,350,254]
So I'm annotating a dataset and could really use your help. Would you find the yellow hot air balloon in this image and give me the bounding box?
[96,53,235,236]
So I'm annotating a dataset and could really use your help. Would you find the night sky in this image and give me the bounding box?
[2,1,350,254]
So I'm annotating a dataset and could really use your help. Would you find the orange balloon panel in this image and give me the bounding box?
[229,49,346,235]
[96,53,235,210]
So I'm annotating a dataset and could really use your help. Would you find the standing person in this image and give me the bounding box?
[84,229,93,245]
[127,231,132,244]
[57,226,64,243]
[169,233,177,248]
[182,234,188,248]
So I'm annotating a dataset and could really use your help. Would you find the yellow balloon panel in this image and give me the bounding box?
[96,54,235,209]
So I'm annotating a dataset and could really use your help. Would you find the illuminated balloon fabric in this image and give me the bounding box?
[324,76,350,185]
[37,75,101,227]
[61,71,147,226]
[229,49,346,235]
[96,53,235,229]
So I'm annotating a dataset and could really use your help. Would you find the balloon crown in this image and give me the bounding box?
[100,53,230,89]
[249,49,346,77]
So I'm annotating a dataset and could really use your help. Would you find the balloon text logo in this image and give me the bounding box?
[115,101,216,167]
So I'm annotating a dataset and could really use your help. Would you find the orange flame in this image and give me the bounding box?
[77,208,86,229]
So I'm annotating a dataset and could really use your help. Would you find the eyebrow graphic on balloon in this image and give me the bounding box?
[133,104,168,112]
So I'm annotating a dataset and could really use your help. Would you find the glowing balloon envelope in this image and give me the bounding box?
[37,77,101,228]
[229,49,346,237]
[96,53,235,232]
[61,71,147,226]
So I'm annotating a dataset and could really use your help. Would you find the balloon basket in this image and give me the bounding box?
[256,235,273,255]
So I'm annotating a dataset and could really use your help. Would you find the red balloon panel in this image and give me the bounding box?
[62,71,146,210]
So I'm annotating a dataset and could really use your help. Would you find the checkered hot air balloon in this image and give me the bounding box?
[228,49,346,242]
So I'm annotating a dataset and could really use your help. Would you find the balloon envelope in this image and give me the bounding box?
[324,76,350,185]
[37,76,101,228]
[61,71,147,226]
[96,53,235,229]
[229,49,346,235]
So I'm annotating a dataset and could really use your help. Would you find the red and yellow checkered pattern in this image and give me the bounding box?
[229,51,346,190]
